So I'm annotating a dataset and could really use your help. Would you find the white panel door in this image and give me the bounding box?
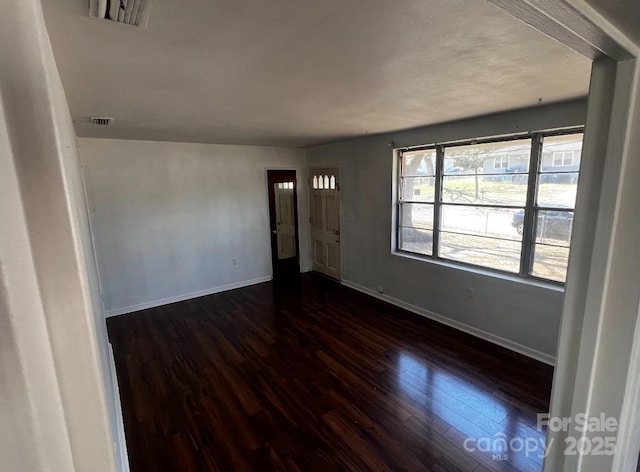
[274,182,296,260]
[310,169,341,279]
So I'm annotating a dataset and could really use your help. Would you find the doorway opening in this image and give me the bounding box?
[267,170,301,281]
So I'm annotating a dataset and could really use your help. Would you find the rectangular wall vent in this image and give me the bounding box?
[89,0,155,28]
[91,117,113,126]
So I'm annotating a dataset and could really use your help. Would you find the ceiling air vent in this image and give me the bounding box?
[91,117,113,126]
[89,0,155,28]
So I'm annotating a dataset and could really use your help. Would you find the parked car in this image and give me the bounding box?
[511,209,573,240]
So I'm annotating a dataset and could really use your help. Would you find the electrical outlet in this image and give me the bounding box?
[232,258,237,266]
[376,286,384,293]
[466,287,475,299]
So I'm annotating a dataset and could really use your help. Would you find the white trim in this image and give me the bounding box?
[105,276,272,317]
[611,299,640,472]
[80,163,108,311]
[342,279,556,366]
[552,151,575,167]
[108,342,130,472]
[494,155,510,169]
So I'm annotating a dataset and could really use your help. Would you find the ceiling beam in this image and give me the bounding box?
[489,0,634,61]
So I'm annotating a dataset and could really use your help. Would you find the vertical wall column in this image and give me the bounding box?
[546,58,640,472]
[0,0,119,471]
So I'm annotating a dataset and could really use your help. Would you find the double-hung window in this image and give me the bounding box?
[494,155,509,169]
[552,151,574,167]
[396,130,583,283]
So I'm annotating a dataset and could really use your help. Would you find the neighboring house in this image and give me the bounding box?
[411,140,583,176]
[476,142,531,175]
[476,141,582,175]
[540,141,582,172]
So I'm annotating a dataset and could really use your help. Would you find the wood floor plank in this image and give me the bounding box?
[108,273,553,471]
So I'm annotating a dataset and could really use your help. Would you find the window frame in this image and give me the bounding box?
[493,155,510,169]
[552,151,575,167]
[394,127,583,285]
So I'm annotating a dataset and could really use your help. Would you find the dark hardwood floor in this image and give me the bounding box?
[107,274,554,472]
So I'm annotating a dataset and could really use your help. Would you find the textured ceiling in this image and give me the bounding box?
[42,0,591,147]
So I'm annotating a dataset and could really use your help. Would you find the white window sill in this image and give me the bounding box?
[392,250,565,292]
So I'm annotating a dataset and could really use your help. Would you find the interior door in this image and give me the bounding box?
[274,182,296,260]
[267,170,300,281]
[310,169,341,280]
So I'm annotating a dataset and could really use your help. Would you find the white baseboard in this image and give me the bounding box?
[341,279,555,366]
[105,275,272,317]
[108,343,130,472]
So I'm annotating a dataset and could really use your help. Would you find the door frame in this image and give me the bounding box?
[81,164,131,472]
[265,168,301,278]
[309,166,343,281]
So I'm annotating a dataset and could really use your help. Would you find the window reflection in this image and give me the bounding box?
[395,351,546,467]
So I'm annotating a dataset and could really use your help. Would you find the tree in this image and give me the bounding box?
[451,148,487,201]
[448,146,509,202]
[401,152,436,241]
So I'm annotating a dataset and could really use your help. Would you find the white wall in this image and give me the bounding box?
[0,0,117,471]
[78,138,309,316]
[307,99,587,362]
[0,89,73,472]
